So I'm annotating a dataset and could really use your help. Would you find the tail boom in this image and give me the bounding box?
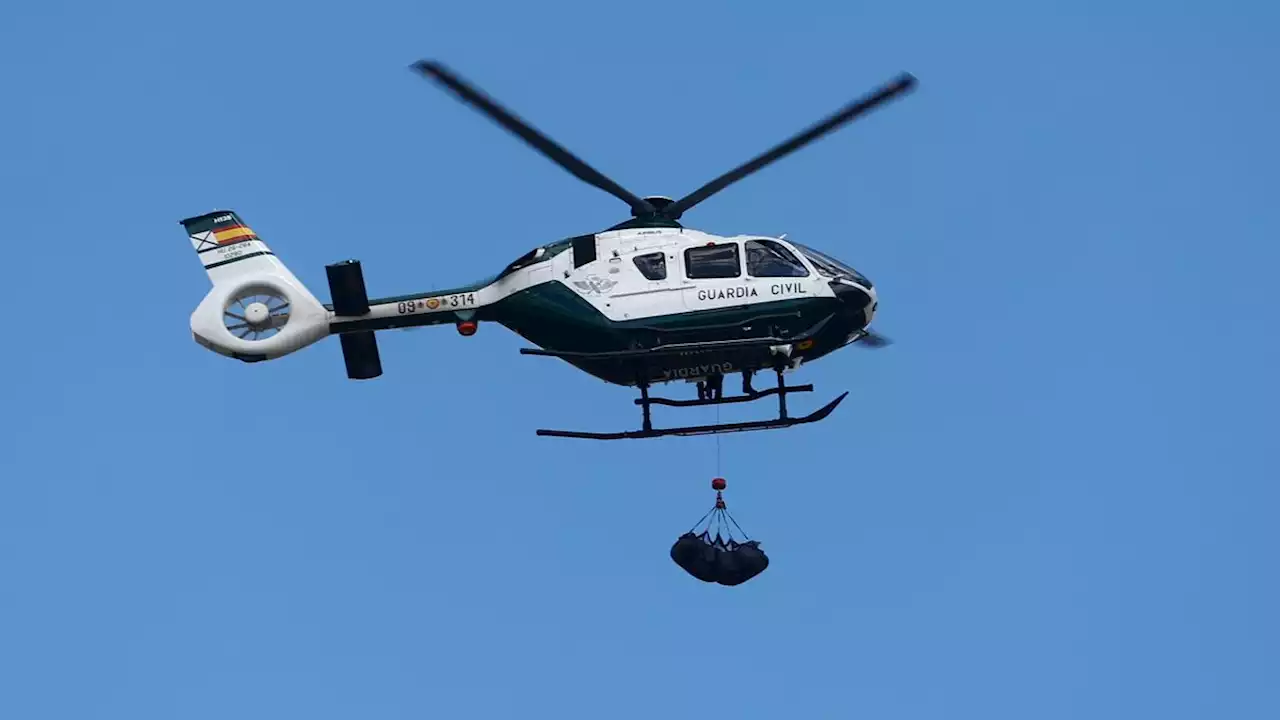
[179,209,502,375]
[326,285,488,334]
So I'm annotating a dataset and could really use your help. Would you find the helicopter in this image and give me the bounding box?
[179,60,916,440]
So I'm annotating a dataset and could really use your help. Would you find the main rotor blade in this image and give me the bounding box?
[411,60,656,217]
[661,72,918,220]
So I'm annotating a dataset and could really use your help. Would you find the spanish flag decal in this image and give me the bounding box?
[181,210,272,254]
[213,223,258,245]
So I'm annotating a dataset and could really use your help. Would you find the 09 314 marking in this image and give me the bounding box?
[397,292,477,315]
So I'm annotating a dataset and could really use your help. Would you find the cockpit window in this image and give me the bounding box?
[503,247,544,273]
[685,243,741,279]
[633,252,667,280]
[746,239,809,278]
[496,238,572,279]
[792,242,873,289]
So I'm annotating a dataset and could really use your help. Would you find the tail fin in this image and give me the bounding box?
[182,210,284,282]
[179,210,330,363]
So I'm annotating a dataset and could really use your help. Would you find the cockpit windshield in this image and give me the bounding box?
[497,238,573,279]
[791,241,873,289]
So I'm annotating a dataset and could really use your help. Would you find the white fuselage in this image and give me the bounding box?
[186,217,876,367]
[343,227,871,328]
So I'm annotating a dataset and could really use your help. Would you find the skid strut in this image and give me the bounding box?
[536,367,847,441]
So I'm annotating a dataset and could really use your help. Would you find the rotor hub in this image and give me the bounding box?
[635,195,675,216]
[244,301,271,328]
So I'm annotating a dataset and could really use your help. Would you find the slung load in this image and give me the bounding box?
[670,477,770,586]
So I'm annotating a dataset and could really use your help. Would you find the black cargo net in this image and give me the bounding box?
[670,485,769,586]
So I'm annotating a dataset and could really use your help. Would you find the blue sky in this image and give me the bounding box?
[2,1,1277,717]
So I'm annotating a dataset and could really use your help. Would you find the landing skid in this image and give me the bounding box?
[535,368,848,441]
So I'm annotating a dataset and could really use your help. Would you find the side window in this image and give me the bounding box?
[633,252,667,280]
[746,239,809,278]
[684,243,741,279]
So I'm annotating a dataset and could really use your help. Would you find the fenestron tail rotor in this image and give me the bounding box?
[223,288,291,341]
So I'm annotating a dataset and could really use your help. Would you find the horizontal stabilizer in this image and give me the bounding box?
[325,259,381,378]
[339,331,382,379]
[325,259,372,317]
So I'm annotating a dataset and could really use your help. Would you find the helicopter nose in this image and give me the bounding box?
[830,280,876,325]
